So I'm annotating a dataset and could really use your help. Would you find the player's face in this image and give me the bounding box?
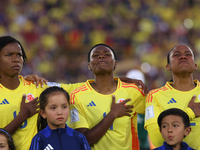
[40,92,69,129]
[0,43,23,78]
[0,134,9,150]
[166,45,197,74]
[88,46,117,75]
[160,115,190,149]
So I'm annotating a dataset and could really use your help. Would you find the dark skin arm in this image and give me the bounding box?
[24,74,48,88]
[76,95,133,146]
[24,75,148,94]
[120,77,149,95]
[4,94,39,135]
[188,95,200,117]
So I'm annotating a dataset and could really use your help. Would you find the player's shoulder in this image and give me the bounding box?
[120,81,145,96]
[120,81,141,91]
[148,85,169,96]
[71,83,90,95]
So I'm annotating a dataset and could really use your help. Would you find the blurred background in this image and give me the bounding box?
[1,0,200,149]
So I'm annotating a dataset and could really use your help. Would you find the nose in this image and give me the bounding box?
[98,54,105,59]
[57,107,63,115]
[13,55,20,62]
[168,126,173,133]
[180,54,187,59]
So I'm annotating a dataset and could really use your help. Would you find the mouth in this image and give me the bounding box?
[98,61,107,64]
[12,65,21,70]
[168,136,173,140]
[57,117,64,121]
[179,60,188,64]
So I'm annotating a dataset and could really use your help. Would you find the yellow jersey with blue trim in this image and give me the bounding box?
[145,79,200,149]
[0,75,84,150]
[69,78,146,150]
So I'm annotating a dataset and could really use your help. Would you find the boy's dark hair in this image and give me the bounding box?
[0,36,27,64]
[37,86,70,132]
[167,45,195,64]
[88,43,117,62]
[158,108,190,130]
[0,128,16,150]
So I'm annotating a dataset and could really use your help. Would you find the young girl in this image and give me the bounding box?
[0,129,15,150]
[29,86,91,150]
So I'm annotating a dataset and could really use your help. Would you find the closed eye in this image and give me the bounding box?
[17,53,23,57]
[6,53,12,57]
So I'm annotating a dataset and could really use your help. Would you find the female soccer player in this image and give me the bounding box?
[69,44,146,150]
[145,44,200,150]
[0,36,83,150]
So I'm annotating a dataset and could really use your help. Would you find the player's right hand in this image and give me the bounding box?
[188,95,200,117]
[110,95,134,118]
[20,94,39,118]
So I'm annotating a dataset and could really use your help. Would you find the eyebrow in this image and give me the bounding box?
[162,121,181,125]
[93,49,111,53]
[172,50,192,54]
[0,143,6,145]
[49,103,68,106]
[5,51,22,54]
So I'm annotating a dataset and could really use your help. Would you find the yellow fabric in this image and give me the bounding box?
[184,107,195,121]
[0,75,84,150]
[144,80,200,149]
[69,78,146,150]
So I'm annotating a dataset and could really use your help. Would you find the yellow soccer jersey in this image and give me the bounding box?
[0,75,84,150]
[69,78,145,150]
[145,80,200,149]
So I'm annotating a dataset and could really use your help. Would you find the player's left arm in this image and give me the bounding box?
[120,77,149,95]
[131,87,146,115]
[73,95,133,146]
[61,83,85,94]
[24,74,85,95]
[145,93,164,147]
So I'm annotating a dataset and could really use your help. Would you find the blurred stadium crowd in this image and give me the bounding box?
[0,0,200,90]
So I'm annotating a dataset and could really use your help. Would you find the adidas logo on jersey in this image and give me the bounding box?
[167,98,177,104]
[44,144,54,150]
[0,99,9,105]
[87,101,96,107]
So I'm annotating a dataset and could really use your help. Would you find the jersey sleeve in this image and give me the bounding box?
[69,93,89,129]
[184,107,195,120]
[144,92,164,147]
[131,86,146,115]
[61,83,85,94]
[29,134,44,150]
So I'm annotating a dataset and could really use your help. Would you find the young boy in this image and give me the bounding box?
[153,108,194,150]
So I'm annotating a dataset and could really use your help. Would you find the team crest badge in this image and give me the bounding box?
[117,98,127,105]
[26,93,35,102]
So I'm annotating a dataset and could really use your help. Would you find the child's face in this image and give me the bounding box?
[40,92,69,129]
[160,115,191,149]
[0,134,9,150]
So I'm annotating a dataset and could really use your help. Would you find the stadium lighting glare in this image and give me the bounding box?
[183,18,193,29]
